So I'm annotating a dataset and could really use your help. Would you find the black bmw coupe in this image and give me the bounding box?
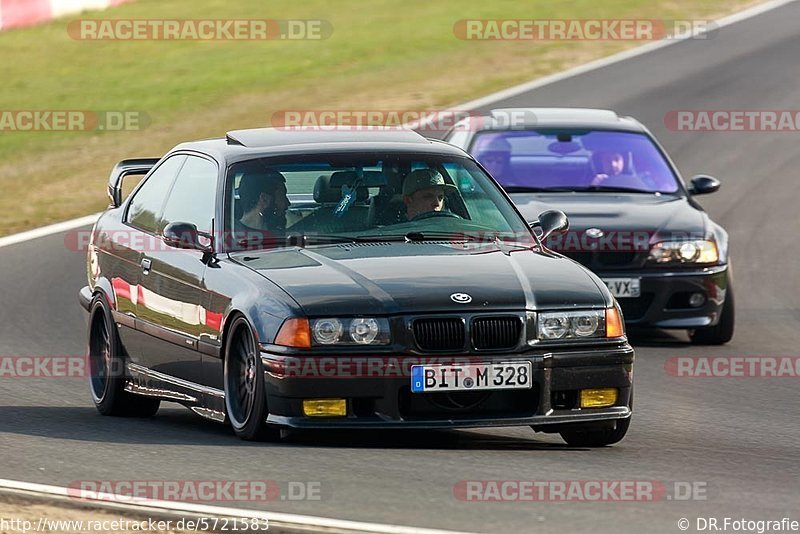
[80,128,634,445]
[445,108,733,345]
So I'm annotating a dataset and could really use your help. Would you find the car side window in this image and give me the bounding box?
[127,155,187,233]
[161,155,218,233]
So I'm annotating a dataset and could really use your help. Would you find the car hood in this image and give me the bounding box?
[511,193,707,243]
[237,243,609,316]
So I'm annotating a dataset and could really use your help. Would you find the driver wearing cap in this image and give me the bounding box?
[402,169,458,221]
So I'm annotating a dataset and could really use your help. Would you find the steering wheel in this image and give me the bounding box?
[411,210,462,221]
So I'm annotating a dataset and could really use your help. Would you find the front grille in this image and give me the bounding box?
[413,318,465,351]
[398,386,539,419]
[472,317,522,350]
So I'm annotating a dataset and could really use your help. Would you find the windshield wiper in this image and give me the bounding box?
[298,233,408,246]
[403,231,490,242]
[403,231,536,249]
[503,186,577,193]
[569,185,653,193]
[234,233,371,250]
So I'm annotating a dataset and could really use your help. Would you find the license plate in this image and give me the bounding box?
[411,362,532,393]
[603,278,641,298]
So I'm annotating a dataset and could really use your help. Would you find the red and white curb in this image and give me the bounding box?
[0,478,476,534]
[0,0,133,31]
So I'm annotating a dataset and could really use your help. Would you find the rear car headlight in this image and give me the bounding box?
[648,240,718,264]
[310,318,390,346]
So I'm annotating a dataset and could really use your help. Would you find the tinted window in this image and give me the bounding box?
[161,156,218,233]
[470,130,679,194]
[127,155,186,233]
[225,154,534,252]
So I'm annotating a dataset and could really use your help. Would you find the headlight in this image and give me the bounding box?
[648,240,718,264]
[310,318,391,346]
[312,318,343,345]
[538,310,605,340]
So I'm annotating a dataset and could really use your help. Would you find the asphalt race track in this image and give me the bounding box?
[2,3,800,532]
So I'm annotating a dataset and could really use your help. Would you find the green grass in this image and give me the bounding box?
[0,0,761,235]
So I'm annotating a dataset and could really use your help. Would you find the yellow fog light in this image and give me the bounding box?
[580,388,618,408]
[302,399,347,417]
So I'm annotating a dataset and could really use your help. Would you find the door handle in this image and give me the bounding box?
[141,257,152,275]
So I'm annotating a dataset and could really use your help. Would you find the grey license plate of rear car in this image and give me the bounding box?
[603,278,641,298]
[411,362,532,393]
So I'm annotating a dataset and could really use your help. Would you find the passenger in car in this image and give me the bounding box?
[402,169,458,220]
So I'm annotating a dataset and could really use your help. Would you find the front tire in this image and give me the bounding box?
[223,316,280,441]
[558,386,633,447]
[689,284,735,345]
[88,295,160,417]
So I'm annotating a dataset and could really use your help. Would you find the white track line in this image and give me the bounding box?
[1,0,795,250]
[0,478,475,534]
[453,0,799,111]
[0,1,795,529]
[0,213,100,249]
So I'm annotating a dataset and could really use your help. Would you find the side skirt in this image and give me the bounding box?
[125,363,227,423]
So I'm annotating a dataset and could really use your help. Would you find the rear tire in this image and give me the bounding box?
[88,295,160,417]
[224,316,281,441]
[689,284,735,345]
[558,386,633,447]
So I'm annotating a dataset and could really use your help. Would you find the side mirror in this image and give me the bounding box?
[533,209,569,240]
[163,222,212,252]
[688,175,721,195]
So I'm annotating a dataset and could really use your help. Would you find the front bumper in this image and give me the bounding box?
[79,285,93,312]
[602,264,729,329]
[259,344,634,429]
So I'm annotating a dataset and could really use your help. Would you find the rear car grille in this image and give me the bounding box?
[472,317,522,350]
[413,318,465,351]
[618,293,654,321]
[560,251,642,269]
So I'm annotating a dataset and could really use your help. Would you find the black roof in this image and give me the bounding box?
[454,108,647,134]
[169,128,469,163]
[226,127,429,147]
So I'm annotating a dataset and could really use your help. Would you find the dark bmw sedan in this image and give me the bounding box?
[79,127,634,446]
[445,108,734,344]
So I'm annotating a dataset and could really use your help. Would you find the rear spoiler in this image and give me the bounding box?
[107,158,161,208]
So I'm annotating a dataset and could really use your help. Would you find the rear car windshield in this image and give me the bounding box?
[470,130,680,194]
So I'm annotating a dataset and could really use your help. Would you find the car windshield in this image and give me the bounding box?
[470,130,680,194]
[225,153,535,251]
